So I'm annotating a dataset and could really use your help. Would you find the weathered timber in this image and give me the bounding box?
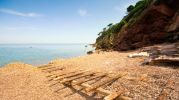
[152,56,179,63]
[53,70,88,81]
[80,83,112,95]
[41,65,64,71]
[72,73,107,85]
[128,52,149,58]
[46,68,64,73]
[60,72,95,83]
[47,70,80,78]
[85,73,127,92]
[37,65,51,68]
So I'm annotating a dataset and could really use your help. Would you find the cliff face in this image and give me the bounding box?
[114,0,179,51]
[96,0,179,51]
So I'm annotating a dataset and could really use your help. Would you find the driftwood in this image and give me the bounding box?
[128,52,149,58]
[135,42,179,66]
[85,73,127,92]
[72,73,107,85]
[141,43,179,57]
[53,70,88,81]
[60,72,95,83]
[148,56,179,66]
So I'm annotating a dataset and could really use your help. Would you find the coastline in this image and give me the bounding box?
[0,51,179,100]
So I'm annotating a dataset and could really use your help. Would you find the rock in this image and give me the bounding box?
[167,12,179,32]
[87,51,93,55]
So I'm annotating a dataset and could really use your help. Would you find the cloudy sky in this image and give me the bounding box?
[0,0,138,44]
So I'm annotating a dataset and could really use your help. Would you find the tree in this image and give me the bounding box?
[107,23,113,28]
[103,28,106,32]
[127,5,134,12]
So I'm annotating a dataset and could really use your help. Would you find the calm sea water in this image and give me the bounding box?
[0,44,94,67]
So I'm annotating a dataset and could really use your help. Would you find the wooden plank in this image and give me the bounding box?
[41,66,56,70]
[62,81,111,95]
[60,72,95,83]
[47,70,84,82]
[47,70,78,78]
[71,73,106,85]
[78,83,130,100]
[46,68,64,73]
[85,73,127,92]
[50,71,87,87]
[38,65,51,68]
[53,70,88,81]
[41,65,63,71]
[80,83,111,95]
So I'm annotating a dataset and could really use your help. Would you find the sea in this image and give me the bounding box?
[0,44,94,67]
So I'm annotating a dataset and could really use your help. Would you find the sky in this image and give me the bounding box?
[0,0,138,44]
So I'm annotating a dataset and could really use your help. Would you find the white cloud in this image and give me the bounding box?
[78,9,87,17]
[0,8,41,17]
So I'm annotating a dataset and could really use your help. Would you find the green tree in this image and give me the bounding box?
[127,5,134,12]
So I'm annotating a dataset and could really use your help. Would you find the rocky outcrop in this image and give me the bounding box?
[114,0,179,51]
[167,11,179,32]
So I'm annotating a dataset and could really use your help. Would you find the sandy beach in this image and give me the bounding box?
[1,0,178,100]
[0,51,179,100]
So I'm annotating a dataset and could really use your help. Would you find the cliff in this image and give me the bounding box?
[95,0,179,51]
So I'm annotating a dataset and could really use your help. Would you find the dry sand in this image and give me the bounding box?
[0,51,179,100]
[0,63,62,100]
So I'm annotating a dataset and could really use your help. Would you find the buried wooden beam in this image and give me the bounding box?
[40,65,64,71]
[60,72,95,83]
[46,70,79,78]
[38,65,51,68]
[48,71,90,87]
[46,68,64,73]
[49,71,130,100]
[71,73,107,85]
[80,83,111,95]
[62,81,130,100]
[80,83,130,100]
[85,73,127,92]
[47,71,83,82]
[53,70,88,81]
[41,66,56,71]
